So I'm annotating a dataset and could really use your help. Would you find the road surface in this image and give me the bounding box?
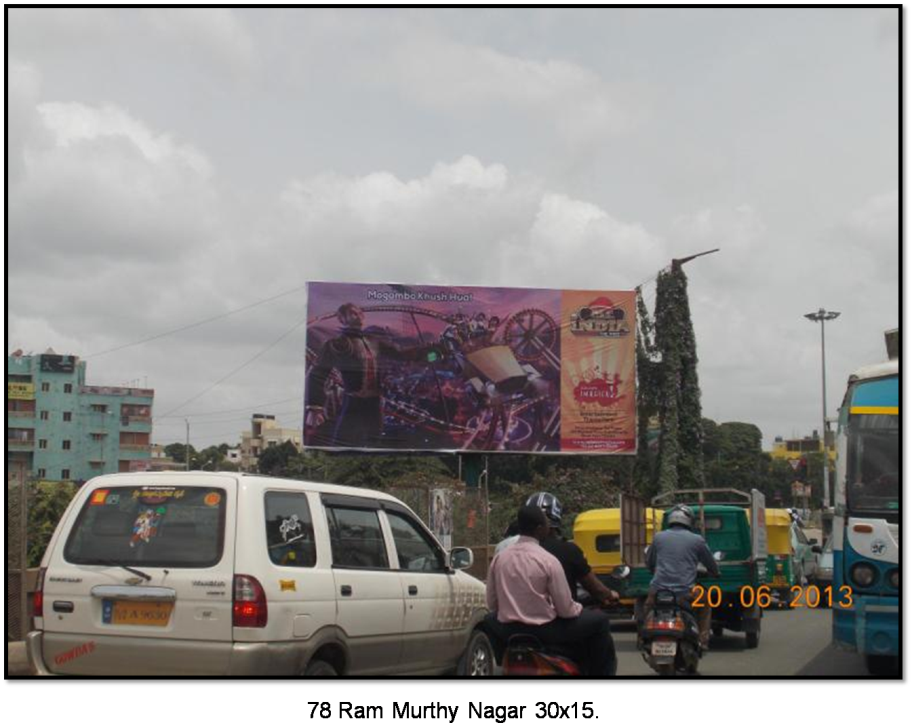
[612,605,873,676]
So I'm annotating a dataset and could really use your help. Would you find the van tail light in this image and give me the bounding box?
[33,567,46,619]
[233,574,268,628]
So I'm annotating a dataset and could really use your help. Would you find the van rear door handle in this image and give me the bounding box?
[53,601,74,613]
[408,585,418,596]
[340,585,352,597]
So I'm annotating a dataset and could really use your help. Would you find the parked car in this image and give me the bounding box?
[790,522,819,586]
[26,472,493,677]
[810,536,833,603]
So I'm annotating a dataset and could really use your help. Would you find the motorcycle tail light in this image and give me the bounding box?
[646,617,685,632]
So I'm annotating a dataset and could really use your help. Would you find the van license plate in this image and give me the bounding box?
[772,576,787,587]
[102,600,173,627]
[651,640,677,657]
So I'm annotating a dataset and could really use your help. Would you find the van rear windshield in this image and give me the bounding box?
[64,486,226,568]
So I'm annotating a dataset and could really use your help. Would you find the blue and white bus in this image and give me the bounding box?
[832,334,899,676]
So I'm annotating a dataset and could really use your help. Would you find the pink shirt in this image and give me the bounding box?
[486,536,583,625]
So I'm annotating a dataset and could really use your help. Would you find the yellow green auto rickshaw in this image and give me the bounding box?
[573,508,664,617]
[765,508,795,606]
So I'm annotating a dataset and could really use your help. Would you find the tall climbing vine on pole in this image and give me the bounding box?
[636,262,705,495]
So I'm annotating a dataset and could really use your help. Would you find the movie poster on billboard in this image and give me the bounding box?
[560,289,637,453]
[303,282,636,454]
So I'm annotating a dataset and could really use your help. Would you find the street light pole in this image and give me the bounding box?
[804,308,840,508]
[185,418,190,471]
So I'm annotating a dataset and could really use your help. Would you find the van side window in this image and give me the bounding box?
[265,492,316,568]
[386,512,445,572]
[326,507,389,569]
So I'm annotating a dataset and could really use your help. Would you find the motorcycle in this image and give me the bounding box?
[501,634,582,676]
[637,588,702,676]
[499,564,629,677]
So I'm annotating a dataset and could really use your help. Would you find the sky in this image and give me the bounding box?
[6,7,900,451]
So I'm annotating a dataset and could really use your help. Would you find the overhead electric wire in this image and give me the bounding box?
[152,396,300,421]
[84,283,309,359]
[158,315,310,419]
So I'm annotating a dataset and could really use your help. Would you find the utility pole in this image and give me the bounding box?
[185,418,190,471]
[804,308,840,508]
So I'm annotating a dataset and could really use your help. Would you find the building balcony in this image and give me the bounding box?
[119,443,151,452]
[7,439,34,449]
[7,411,35,419]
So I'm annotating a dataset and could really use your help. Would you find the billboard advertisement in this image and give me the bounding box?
[40,354,77,373]
[7,382,35,400]
[304,282,636,454]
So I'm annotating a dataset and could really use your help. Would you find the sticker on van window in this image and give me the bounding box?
[130,508,162,547]
[134,488,186,504]
[204,492,221,507]
[279,514,304,542]
[106,493,120,506]
[90,490,109,505]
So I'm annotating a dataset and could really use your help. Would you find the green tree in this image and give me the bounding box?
[257,440,301,476]
[164,443,195,465]
[8,481,79,568]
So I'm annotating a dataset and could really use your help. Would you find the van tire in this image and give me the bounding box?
[745,631,759,649]
[458,629,495,676]
[304,659,338,677]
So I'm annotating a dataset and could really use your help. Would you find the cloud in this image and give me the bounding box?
[259,155,666,293]
[7,8,118,52]
[10,99,217,273]
[665,193,897,444]
[876,12,899,45]
[388,37,634,144]
[7,61,48,184]
[144,8,257,80]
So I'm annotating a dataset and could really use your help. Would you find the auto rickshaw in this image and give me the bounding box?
[624,489,768,649]
[765,508,796,606]
[573,508,663,617]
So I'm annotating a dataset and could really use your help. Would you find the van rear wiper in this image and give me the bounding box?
[92,560,153,582]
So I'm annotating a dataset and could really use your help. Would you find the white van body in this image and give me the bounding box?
[27,472,490,676]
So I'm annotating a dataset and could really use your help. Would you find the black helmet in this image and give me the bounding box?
[526,491,562,525]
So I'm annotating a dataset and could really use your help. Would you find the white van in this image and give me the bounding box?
[26,472,494,676]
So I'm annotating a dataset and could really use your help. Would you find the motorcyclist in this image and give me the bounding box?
[645,504,720,649]
[484,505,617,676]
[525,492,620,607]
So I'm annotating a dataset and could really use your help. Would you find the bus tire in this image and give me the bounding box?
[866,655,898,677]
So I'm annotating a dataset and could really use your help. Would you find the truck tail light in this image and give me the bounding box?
[233,574,268,627]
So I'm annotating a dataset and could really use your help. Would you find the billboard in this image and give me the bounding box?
[40,354,77,373]
[304,282,636,454]
[7,382,35,400]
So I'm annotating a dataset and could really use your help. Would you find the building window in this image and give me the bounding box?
[40,410,49,420]
[63,411,72,422]
[37,468,46,478]
[90,404,108,413]
[121,403,151,418]
[39,439,48,449]
[62,440,71,450]
[61,469,71,480]
[64,383,73,393]
[90,432,106,441]
[41,382,50,392]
